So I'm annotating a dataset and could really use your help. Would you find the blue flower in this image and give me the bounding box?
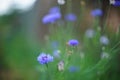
[42,6,61,24]
[64,13,77,21]
[37,53,54,64]
[100,36,109,45]
[68,66,79,72]
[113,1,120,6]
[91,9,103,17]
[68,39,79,46]
[42,12,61,24]
[110,0,120,6]
[49,6,60,14]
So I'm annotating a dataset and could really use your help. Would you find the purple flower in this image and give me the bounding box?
[68,39,79,46]
[37,53,54,64]
[113,1,120,6]
[91,9,103,17]
[68,66,79,72]
[42,12,61,24]
[64,13,77,21]
[110,0,120,6]
[100,36,109,45]
[49,6,60,14]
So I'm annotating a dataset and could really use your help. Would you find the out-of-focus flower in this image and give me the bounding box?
[101,52,109,59]
[64,13,77,22]
[110,0,115,4]
[58,61,64,71]
[68,39,79,46]
[68,66,79,72]
[110,0,120,6]
[49,6,60,14]
[57,0,65,5]
[112,1,120,6]
[85,29,95,38]
[42,12,61,24]
[91,9,103,17]
[37,53,54,64]
[100,36,109,45]
[51,41,59,49]
[80,1,85,6]
[53,50,61,58]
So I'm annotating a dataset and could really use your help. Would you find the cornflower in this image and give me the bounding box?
[42,6,61,24]
[64,13,77,22]
[49,6,60,14]
[91,9,103,17]
[110,0,120,6]
[100,36,109,45]
[68,66,79,72]
[42,12,61,24]
[68,39,79,46]
[37,53,54,65]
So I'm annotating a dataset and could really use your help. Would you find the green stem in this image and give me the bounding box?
[66,0,72,13]
[45,64,51,80]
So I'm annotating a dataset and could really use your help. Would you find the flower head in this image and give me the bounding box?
[68,66,79,72]
[100,36,109,45]
[37,53,54,64]
[110,0,120,6]
[49,6,60,14]
[57,0,65,5]
[113,1,120,6]
[65,13,77,21]
[42,12,61,24]
[68,39,79,46]
[91,9,103,17]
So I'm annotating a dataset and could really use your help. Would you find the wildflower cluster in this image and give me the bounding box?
[36,2,120,80]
